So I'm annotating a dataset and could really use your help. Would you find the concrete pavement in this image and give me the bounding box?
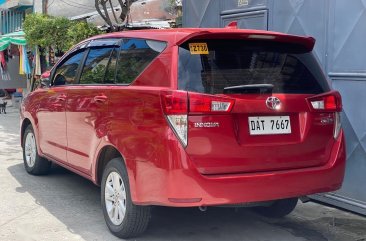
[0,104,365,241]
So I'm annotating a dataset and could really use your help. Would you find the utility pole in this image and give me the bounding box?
[42,0,48,14]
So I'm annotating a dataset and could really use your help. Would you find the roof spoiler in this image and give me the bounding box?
[226,21,238,29]
[176,29,316,51]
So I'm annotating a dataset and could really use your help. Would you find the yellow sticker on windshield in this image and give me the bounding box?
[189,43,209,55]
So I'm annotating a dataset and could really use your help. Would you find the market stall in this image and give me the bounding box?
[0,31,33,107]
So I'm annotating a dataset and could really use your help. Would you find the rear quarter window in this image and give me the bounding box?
[116,39,166,84]
[178,39,330,94]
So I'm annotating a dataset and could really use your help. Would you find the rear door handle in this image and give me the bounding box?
[93,95,108,103]
[56,94,66,102]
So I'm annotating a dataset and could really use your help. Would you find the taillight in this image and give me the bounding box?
[161,91,235,147]
[166,115,188,146]
[308,91,342,112]
[161,91,188,146]
[161,90,188,115]
[189,92,235,114]
[334,112,341,139]
[308,91,342,139]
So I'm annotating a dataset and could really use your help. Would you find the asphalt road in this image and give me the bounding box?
[1,104,365,241]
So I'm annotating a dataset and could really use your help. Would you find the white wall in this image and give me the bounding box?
[33,0,43,13]
[47,0,119,18]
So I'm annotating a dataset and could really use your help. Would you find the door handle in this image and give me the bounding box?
[93,95,108,103]
[56,94,66,102]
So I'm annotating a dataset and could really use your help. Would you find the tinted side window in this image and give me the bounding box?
[116,39,166,84]
[79,47,114,84]
[104,49,117,84]
[53,50,85,86]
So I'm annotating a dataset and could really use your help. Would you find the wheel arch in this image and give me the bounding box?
[20,118,32,148]
[95,145,138,203]
[96,145,120,185]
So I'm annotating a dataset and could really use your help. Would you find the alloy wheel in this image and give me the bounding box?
[24,132,37,168]
[105,171,127,225]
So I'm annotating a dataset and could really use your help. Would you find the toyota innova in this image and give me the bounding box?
[20,28,346,238]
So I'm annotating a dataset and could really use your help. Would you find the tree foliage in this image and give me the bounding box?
[49,17,72,53]
[23,13,58,48]
[67,22,102,49]
[23,13,102,53]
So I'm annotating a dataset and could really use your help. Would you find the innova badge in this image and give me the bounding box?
[266,97,281,110]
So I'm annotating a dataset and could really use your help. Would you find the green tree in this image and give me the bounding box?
[23,13,52,47]
[49,17,71,53]
[23,14,70,53]
[67,22,102,49]
[24,13,102,53]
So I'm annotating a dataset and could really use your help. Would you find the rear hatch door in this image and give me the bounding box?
[178,38,339,175]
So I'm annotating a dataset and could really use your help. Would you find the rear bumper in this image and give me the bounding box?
[133,131,346,207]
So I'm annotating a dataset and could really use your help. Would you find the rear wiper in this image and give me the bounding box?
[223,84,273,94]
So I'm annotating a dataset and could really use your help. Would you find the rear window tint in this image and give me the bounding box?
[178,40,330,94]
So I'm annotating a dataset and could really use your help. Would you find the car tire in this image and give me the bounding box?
[22,125,51,175]
[253,198,298,218]
[101,158,151,238]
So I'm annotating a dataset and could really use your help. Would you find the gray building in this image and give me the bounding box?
[183,0,366,215]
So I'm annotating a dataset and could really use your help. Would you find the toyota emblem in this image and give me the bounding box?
[266,97,281,110]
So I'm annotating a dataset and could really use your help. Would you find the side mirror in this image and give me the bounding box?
[40,70,52,88]
[40,78,50,88]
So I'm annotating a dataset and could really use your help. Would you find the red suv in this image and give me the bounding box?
[20,28,346,238]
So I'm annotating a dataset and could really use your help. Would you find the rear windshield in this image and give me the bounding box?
[178,39,330,94]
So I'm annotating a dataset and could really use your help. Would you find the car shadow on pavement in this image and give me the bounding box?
[7,162,363,241]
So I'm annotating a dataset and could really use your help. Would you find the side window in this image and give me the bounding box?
[104,49,117,84]
[116,39,166,84]
[79,47,114,84]
[53,50,86,86]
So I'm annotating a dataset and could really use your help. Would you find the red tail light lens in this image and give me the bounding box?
[308,91,342,112]
[189,93,235,114]
[308,91,343,139]
[324,95,337,110]
[161,91,235,147]
[161,90,188,115]
[161,90,188,147]
[161,91,235,114]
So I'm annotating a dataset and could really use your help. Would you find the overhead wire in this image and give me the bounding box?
[58,0,96,10]
[47,0,56,9]
[65,0,120,10]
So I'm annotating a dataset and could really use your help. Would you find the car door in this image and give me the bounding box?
[66,41,118,175]
[37,49,86,163]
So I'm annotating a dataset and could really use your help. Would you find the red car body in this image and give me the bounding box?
[20,28,345,208]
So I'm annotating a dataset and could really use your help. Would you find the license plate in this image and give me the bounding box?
[248,116,291,135]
